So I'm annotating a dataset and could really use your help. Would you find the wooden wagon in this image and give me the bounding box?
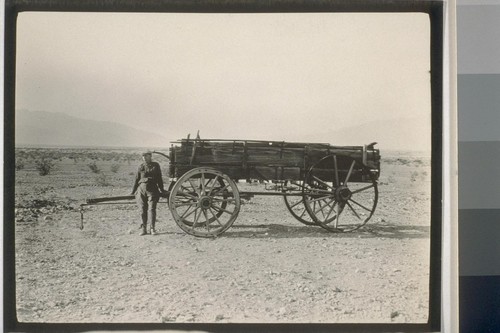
[165,137,380,237]
[83,137,380,238]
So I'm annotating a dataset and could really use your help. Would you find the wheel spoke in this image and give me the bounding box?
[307,188,335,195]
[202,209,210,232]
[334,210,340,228]
[174,201,197,208]
[180,185,197,197]
[351,184,375,194]
[207,176,219,193]
[209,208,224,227]
[299,208,307,218]
[176,191,198,200]
[288,199,303,209]
[321,198,334,218]
[201,172,206,194]
[211,184,230,196]
[212,197,236,203]
[346,201,361,220]
[188,178,200,195]
[318,200,327,219]
[320,198,335,221]
[308,195,335,203]
[190,208,202,230]
[312,176,335,190]
[314,199,327,216]
[180,205,197,219]
[349,198,372,212]
[333,155,339,187]
[322,197,336,210]
[324,200,338,221]
[212,204,234,215]
[344,160,355,185]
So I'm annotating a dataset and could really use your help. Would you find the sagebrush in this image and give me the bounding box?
[35,158,55,176]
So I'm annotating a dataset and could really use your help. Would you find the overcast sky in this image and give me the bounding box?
[16,12,431,149]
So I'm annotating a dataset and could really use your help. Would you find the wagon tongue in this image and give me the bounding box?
[85,195,134,204]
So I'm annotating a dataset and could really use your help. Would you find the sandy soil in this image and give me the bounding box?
[14,148,431,323]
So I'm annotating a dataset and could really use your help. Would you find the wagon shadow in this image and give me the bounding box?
[223,223,430,239]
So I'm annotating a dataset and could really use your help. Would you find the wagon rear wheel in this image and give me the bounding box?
[303,155,378,232]
[282,181,316,226]
[169,167,241,237]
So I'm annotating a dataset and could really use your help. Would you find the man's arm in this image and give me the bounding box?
[155,163,165,192]
[131,167,140,194]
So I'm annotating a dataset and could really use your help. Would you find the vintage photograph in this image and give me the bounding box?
[14,11,432,323]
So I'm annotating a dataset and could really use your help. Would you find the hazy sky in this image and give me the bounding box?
[16,12,431,148]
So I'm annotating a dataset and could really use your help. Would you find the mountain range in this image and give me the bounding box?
[15,110,169,148]
[301,116,432,152]
[14,110,431,152]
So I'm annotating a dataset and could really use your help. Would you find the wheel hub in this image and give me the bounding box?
[335,186,352,202]
[199,196,212,210]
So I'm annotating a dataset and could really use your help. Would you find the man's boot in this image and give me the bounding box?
[139,224,147,236]
[150,208,157,235]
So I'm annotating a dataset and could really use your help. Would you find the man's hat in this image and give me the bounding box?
[142,151,153,156]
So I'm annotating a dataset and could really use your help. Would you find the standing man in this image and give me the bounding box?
[131,151,165,235]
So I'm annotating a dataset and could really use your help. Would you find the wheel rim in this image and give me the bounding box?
[282,181,316,226]
[303,155,378,232]
[169,167,240,237]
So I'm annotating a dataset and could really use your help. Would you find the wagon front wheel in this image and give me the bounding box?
[282,181,316,226]
[303,155,378,232]
[169,167,241,237]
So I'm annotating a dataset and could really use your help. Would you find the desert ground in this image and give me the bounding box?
[14,147,431,323]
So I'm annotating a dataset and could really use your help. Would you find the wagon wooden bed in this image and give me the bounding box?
[83,137,381,238]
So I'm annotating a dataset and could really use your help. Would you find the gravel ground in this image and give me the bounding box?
[14,149,431,323]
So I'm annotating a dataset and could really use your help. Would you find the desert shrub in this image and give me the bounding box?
[410,171,419,182]
[110,164,121,173]
[396,158,410,165]
[94,173,110,186]
[35,158,55,176]
[88,162,101,174]
[15,159,25,171]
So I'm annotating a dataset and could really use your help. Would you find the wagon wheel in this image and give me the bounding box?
[303,155,378,232]
[282,181,315,226]
[169,167,241,237]
[177,177,228,227]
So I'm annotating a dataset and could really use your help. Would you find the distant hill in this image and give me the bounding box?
[300,116,432,152]
[15,110,169,148]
